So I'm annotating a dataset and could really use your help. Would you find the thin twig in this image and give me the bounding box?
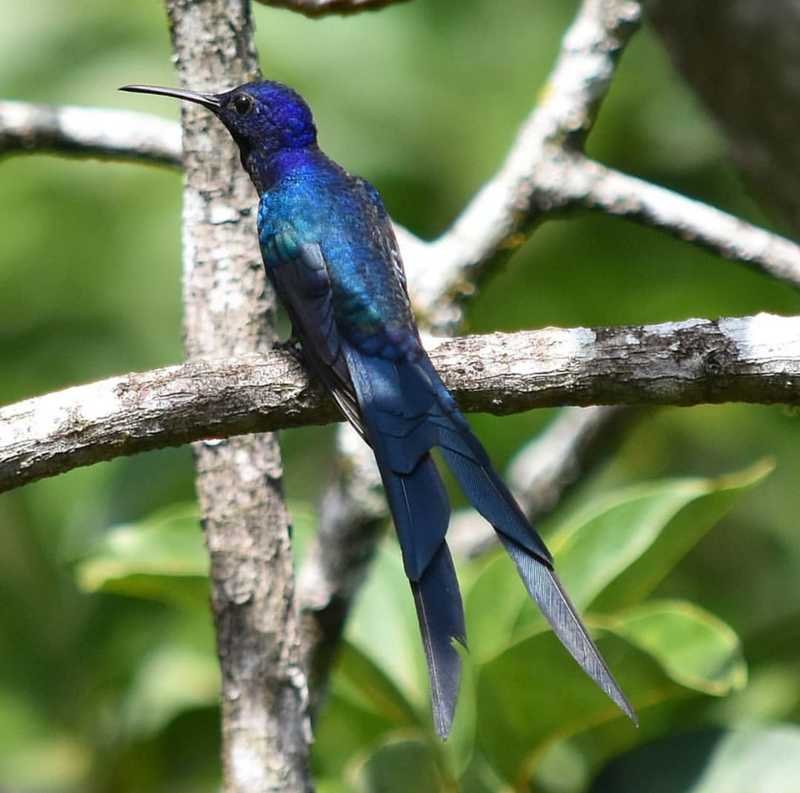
[254,0,411,16]
[552,156,800,288]
[403,0,643,329]
[2,313,798,495]
[0,100,181,166]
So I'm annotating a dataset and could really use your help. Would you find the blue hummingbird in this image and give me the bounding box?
[121,80,636,737]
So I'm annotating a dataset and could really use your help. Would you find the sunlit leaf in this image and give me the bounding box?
[511,461,772,639]
[476,633,666,784]
[333,641,419,727]
[459,752,513,793]
[350,736,446,793]
[121,640,219,736]
[465,552,528,663]
[345,542,428,711]
[587,461,773,612]
[442,646,477,779]
[602,600,747,696]
[314,690,400,779]
[74,503,209,608]
[74,499,317,608]
[0,689,90,789]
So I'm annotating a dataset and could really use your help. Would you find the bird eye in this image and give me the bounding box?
[232,93,254,116]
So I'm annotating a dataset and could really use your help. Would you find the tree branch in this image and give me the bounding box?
[5,98,797,295]
[2,313,797,496]
[402,0,642,328]
[0,100,181,166]
[552,157,800,288]
[254,0,410,16]
[163,0,311,790]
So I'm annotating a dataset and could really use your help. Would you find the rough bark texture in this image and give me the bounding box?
[647,0,800,234]
[164,1,311,791]
[3,313,799,496]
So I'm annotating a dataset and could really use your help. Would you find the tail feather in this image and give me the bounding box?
[344,345,635,732]
[429,374,636,723]
[500,536,637,723]
[439,442,552,564]
[379,455,467,736]
[381,453,450,581]
[411,542,466,738]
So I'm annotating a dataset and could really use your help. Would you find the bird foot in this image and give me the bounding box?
[274,336,305,364]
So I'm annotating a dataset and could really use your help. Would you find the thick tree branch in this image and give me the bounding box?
[2,313,798,496]
[164,1,311,791]
[254,0,410,16]
[0,100,181,166]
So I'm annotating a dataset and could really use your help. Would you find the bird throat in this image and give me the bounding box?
[242,145,323,194]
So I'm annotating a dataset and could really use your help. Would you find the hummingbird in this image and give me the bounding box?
[121,80,636,737]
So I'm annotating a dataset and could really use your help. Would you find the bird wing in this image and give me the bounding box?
[261,231,366,438]
[261,222,467,737]
[260,189,634,734]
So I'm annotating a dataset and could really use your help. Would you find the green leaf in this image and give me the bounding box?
[512,461,772,639]
[350,736,446,793]
[333,641,419,727]
[465,463,770,662]
[442,645,477,779]
[313,690,399,779]
[589,726,800,793]
[476,632,669,785]
[74,499,317,608]
[458,752,513,793]
[602,600,747,696]
[0,689,91,789]
[465,552,528,663]
[587,461,773,612]
[121,639,219,736]
[345,542,428,711]
[74,503,208,606]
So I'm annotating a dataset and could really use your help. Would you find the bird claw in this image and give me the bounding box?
[274,336,305,364]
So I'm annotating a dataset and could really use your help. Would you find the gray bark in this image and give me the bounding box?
[2,313,798,496]
[164,1,311,790]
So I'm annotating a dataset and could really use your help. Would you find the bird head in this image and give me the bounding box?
[120,80,318,161]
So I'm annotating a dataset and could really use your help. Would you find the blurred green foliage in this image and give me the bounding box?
[2,0,800,791]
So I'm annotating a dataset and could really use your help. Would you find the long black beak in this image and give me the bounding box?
[119,84,222,111]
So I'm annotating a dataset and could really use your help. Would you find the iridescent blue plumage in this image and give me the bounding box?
[121,79,636,737]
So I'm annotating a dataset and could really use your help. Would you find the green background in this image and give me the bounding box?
[2,0,799,790]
